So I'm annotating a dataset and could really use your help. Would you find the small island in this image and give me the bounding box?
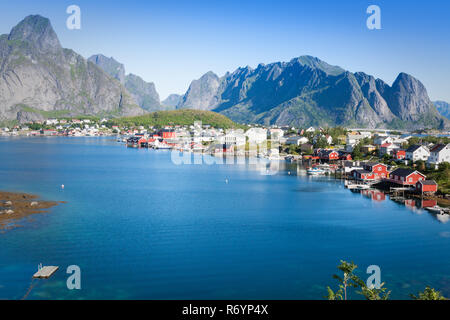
[0,191,62,232]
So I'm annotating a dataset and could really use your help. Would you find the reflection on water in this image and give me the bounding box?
[353,188,448,223]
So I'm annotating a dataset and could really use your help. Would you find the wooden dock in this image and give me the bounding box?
[33,266,59,279]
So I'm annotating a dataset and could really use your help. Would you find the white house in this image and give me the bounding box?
[45,119,59,125]
[286,136,309,145]
[269,128,284,140]
[374,135,393,146]
[428,144,450,165]
[345,134,365,152]
[305,127,315,133]
[343,161,364,174]
[220,130,246,146]
[405,145,430,162]
[379,143,400,156]
[245,128,267,144]
[359,131,372,138]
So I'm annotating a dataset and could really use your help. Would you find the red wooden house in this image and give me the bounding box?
[338,151,353,161]
[387,168,426,186]
[416,180,438,194]
[159,129,176,140]
[318,149,339,161]
[393,149,406,160]
[352,162,389,181]
[127,136,147,148]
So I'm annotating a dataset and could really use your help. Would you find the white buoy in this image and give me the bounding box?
[61,184,65,189]
[288,171,291,175]
[225,179,229,184]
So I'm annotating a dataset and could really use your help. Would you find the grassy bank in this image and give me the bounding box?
[106,109,245,129]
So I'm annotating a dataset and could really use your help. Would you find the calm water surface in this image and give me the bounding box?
[0,137,449,299]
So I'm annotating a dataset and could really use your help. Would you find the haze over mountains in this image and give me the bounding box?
[0,15,448,130]
[434,101,450,120]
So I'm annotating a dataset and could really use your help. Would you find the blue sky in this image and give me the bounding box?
[0,0,449,102]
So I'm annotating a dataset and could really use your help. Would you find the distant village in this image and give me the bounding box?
[2,118,450,207]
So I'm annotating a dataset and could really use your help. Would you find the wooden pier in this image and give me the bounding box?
[33,266,59,279]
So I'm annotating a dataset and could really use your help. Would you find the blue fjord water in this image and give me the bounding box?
[0,137,449,300]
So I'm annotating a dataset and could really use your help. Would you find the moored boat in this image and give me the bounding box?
[307,167,325,175]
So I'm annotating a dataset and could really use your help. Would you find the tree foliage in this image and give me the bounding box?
[326,260,445,300]
[410,287,447,300]
[326,260,364,300]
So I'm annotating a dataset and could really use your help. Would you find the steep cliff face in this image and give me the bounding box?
[177,71,221,110]
[383,73,441,121]
[0,15,145,122]
[88,54,161,112]
[177,56,448,129]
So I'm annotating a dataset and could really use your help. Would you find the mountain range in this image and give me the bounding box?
[177,56,449,130]
[0,15,146,123]
[0,15,448,130]
[88,54,164,112]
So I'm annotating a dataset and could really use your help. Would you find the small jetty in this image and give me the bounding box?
[344,180,372,190]
[33,266,59,279]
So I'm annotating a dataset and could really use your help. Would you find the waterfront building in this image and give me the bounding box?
[352,162,389,181]
[318,149,339,161]
[387,168,426,186]
[416,180,438,194]
[343,161,363,174]
[220,130,246,147]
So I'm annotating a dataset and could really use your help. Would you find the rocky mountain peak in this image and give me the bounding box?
[387,72,433,120]
[8,15,61,53]
[289,55,345,76]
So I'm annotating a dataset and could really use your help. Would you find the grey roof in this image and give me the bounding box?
[353,169,372,174]
[406,145,423,153]
[430,144,448,153]
[364,162,382,168]
[418,180,437,185]
[344,161,362,167]
[389,168,420,177]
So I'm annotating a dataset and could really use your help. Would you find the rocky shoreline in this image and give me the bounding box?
[0,191,63,232]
